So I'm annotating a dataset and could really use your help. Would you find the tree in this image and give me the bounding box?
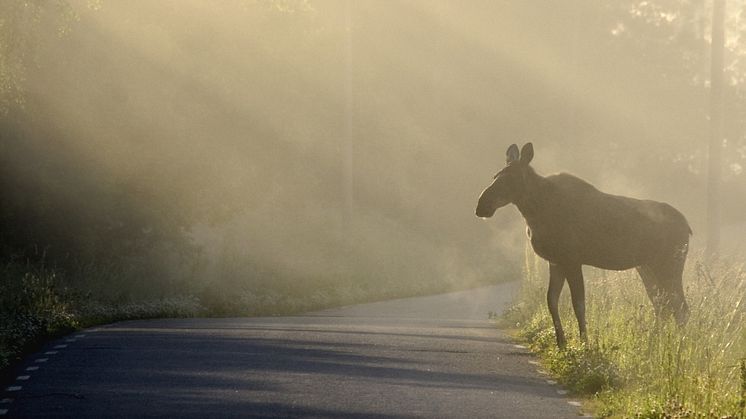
[707,0,725,255]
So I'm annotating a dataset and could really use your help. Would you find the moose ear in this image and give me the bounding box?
[506,144,520,164]
[520,142,534,164]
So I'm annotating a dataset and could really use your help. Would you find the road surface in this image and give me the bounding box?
[2,282,586,418]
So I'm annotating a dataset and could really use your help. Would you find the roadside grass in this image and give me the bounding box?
[0,264,343,375]
[0,261,206,373]
[504,245,746,418]
[0,266,346,375]
[0,257,497,379]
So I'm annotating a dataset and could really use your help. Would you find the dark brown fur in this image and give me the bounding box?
[476,143,690,348]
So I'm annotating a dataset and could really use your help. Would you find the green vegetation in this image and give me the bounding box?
[0,260,199,372]
[505,246,746,418]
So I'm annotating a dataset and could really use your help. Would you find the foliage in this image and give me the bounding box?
[506,247,746,418]
[0,258,208,373]
[0,0,95,114]
[0,261,77,371]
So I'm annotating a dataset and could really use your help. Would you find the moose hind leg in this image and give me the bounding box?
[565,264,587,342]
[547,263,567,348]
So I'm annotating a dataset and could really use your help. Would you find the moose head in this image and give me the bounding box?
[475,142,534,218]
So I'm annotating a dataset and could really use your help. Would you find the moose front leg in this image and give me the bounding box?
[547,263,567,348]
[565,264,587,342]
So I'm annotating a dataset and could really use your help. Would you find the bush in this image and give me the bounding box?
[0,261,204,373]
[0,263,78,370]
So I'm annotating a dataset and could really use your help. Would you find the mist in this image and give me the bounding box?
[1,0,745,311]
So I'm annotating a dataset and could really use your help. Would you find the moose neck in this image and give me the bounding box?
[512,166,547,224]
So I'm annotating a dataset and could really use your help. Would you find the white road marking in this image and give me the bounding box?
[556,389,568,395]
[546,380,557,385]
[34,358,48,363]
[512,344,526,349]
[25,366,39,371]
[537,369,549,375]
[44,351,58,355]
[54,345,68,349]
[76,334,86,338]
[568,401,582,407]
[15,376,29,381]
[527,360,539,365]
[5,387,21,392]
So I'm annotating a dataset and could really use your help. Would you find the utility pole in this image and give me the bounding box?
[343,0,354,226]
[706,0,725,256]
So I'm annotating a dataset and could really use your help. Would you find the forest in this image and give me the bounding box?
[0,1,745,416]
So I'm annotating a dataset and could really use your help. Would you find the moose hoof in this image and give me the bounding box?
[556,335,567,350]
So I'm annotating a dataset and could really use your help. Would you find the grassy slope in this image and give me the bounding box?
[503,245,746,418]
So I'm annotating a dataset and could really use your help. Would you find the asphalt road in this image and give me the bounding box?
[2,282,586,418]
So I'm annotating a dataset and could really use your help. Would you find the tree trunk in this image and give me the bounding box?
[343,0,354,226]
[706,0,725,256]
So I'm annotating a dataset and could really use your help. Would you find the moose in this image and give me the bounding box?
[476,143,691,348]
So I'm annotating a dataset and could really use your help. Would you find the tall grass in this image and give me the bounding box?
[0,260,205,373]
[0,262,77,372]
[505,244,746,418]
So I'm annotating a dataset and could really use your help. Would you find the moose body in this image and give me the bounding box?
[476,143,690,348]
